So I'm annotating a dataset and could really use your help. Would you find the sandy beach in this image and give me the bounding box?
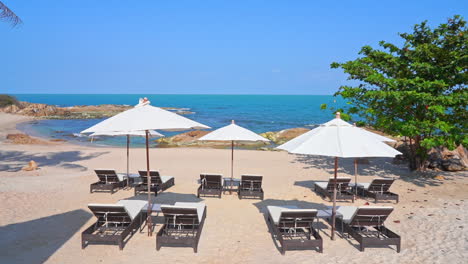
[0,112,467,264]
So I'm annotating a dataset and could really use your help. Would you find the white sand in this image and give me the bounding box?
[0,113,467,264]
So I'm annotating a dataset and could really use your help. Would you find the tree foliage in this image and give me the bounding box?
[0,94,19,107]
[328,15,467,170]
[0,1,22,27]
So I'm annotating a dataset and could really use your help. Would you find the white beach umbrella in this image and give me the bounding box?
[90,130,164,184]
[316,118,397,195]
[277,113,401,240]
[198,120,270,192]
[81,100,210,235]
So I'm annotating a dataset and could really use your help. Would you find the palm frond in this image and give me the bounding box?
[0,1,22,27]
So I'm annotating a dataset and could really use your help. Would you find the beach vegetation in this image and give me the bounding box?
[328,15,468,171]
[0,94,19,107]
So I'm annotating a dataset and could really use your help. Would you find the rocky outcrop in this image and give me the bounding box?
[0,101,193,119]
[155,130,270,148]
[260,127,310,145]
[6,133,49,144]
[156,130,210,147]
[426,145,467,171]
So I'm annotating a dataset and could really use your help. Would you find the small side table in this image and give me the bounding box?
[317,209,344,235]
[223,178,241,193]
[140,203,162,234]
[122,173,142,187]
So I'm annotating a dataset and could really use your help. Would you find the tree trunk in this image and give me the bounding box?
[407,136,428,171]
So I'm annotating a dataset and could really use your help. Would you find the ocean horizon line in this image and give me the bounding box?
[10,93,336,96]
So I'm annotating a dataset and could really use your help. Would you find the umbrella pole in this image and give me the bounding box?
[231,140,234,194]
[146,130,152,236]
[127,135,130,187]
[354,158,358,197]
[331,157,338,240]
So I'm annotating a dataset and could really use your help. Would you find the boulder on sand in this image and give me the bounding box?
[22,160,38,171]
[426,145,467,171]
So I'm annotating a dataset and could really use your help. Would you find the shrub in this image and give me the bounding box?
[0,94,19,107]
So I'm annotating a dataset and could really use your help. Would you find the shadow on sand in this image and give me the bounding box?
[0,150,109,172]
[0,209,92,263]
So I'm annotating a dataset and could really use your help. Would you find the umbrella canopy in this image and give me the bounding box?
[277,116,400,158]
[277,113,401,240]
[198,120,269,193]
[198,121,269,142]
[81,100,210,235]
[90,130,163,137]
[81,104,209,134]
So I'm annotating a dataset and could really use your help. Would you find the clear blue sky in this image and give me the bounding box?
[2,0,466,94]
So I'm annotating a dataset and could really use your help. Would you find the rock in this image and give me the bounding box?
[22,160,38,171]
[0,101,192,119]
[455,144,468,168]
[6,133,49,144]
[260,127,310,144]
[442,158,464,171]
[427,145,467,171]
[156,130,212,147]
[155,130,270,148]
[50,139,67,142]
[434,175,445,180]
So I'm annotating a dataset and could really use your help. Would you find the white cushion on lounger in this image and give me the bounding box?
[160,176,174,184]
[116,173,127,181]
[329,206,394,224]
[313,182,328,190]
[87,204,130,221]
[267,206,317,225]
[335,206,358,224]
[314,177,352,190]
[117,200,148,220]
[161,202,206,223]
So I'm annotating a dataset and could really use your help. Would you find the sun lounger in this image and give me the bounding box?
[332,206,400,252]
[134,170,175,196]
[266,206,322,254]
[156,202,207,253]
[197,174,222,198]
[355,178,399,203]
[238,175,264,200]
[313,177,354,202]
[90,169,127,194]
[81,200,147,250]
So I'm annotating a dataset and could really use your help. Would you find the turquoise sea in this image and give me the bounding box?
[13,94,347,147]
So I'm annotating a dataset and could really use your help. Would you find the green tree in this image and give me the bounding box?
[329,15,467,171]
[0,1,22,27]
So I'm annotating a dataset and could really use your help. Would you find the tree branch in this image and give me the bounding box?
[0,1,22,27]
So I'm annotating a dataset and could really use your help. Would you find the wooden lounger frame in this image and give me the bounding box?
[238,175,264,200]
[134,170,175,196]
[82,205,143,250]
[357,179,399,203]
[197,174,222,198]
[156,206,207,253]
[267,210,322,254]
[90,169,126,194]
[335,207,400,252]
[315,178,354,202]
